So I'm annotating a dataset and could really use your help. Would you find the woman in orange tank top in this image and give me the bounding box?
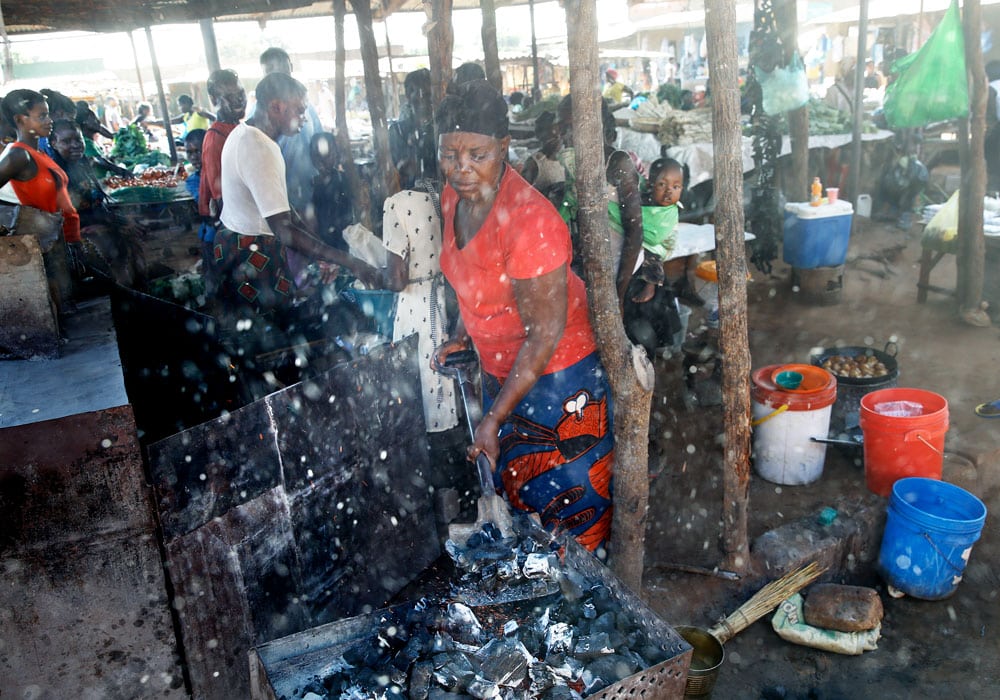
[0,89,83,265]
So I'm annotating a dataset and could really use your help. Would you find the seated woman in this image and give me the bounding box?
[48,119,145,289]
[433,79,615,554]
[0,90,84,309]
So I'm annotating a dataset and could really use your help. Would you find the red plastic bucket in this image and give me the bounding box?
[859,388,949,497]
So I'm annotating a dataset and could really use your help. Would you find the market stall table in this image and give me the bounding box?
[617,129,896,187]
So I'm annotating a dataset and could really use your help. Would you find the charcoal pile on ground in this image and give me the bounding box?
[289,523,675,699]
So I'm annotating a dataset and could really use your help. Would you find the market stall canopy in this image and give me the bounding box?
[0,0,530,34]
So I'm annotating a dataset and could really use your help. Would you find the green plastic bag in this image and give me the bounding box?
[883,0,968,128]
[755,52,809,115]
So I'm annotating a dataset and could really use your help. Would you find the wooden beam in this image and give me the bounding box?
[427,0,454,110]
[957,0,987,322]
[565,0,651,591]
[480,0,503,92]
[351,0,398,209]
[144,26,177,165]
[335,0,372,228]
[200,18,221,74]
[706,0,751,574]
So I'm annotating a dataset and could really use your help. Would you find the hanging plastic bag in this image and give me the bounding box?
[756,52,809,115]
[883,0,968,128]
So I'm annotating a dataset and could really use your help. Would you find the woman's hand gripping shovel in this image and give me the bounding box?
[434,350,515,542]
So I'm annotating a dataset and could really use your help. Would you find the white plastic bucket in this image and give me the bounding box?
[751,365,838,485]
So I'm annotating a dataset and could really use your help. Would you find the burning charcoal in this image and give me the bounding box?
[541,684,583,700]
[432,651,476,690]
[581,601,596,620]
[582,653,640,693]
[342,639,389,669]
[476,638,532,686]
[427,689,467,700]
[502,620,519,637]
[431,631,456,653]
[409,660,434,700]
[523,553,556,579]
[528,662,557,693]
[589,611,616,635]
[496,557,519,579]
[589,585,614,614]
[442,602,485,644]
[544,622,573,655]
[479,562,500,591]
[572,632,613,659]
[466,675,501,699]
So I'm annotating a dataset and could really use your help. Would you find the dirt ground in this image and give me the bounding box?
[641,214,1000,699]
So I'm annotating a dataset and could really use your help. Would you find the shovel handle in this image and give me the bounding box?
[475,452,496,496]
[441,349,479,368]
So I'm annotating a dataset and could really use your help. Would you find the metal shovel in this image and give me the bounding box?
[435,350,515,541]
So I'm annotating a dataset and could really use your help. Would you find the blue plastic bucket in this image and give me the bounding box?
[878,477,987,600]
[341,289,397,338]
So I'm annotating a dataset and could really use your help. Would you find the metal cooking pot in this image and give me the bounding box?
[811,341,899,438]
[810,341,899,386]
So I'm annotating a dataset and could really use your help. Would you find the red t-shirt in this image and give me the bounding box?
[440,166,596,378]
[198,122,237,217]
[10,142,81,243]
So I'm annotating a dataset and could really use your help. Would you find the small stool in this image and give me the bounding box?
[916,236,957,303]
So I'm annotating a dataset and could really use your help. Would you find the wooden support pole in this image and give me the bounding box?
[200,19,221,75]
[957,0,987,322]
[706,0,751,574]
[351,0,398,208]
[334,0,371,228]
[528,0,541,100]
[565,0,651,590]
[144,26,177,165]
[427,0,454,111]
[480,0,503,93]
[128,31,147,102]
[847,0,868,211]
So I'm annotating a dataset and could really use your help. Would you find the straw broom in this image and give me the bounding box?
[708,561,827,644]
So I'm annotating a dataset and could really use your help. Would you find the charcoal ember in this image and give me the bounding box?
[528,661,557,693]
[616,646,647,671]
[572,632,613,659]
[544,622,573,655]
[589,585,615,614]
[438,602,485,644]
[522,553,556,579]
[395,630,432,670]
[498,689,532,700]
[502,620,519,637]
[582,653,640,693]
[427,689,467,699]
[431,631,457,653]
[479,562,500,592]
[342,639,389,669]
[580,601,596,620]
[409,660,434,700]
[588,611,616,635]
[476,638,532,686]
[496,557,519,579]
[467,675,501,699]
[432,650,477,690]
[541,683,583,699]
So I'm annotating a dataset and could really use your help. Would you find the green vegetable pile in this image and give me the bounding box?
[742,98,879,136]
[656,83,685,109]
[110,125,171,169]
[511,95,561,122]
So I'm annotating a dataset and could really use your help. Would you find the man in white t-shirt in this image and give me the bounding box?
[214,72,375,331]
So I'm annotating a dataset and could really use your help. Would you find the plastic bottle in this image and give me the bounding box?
[810,177,823,207]
[695,260,719,329]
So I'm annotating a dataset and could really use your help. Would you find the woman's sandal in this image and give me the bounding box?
[975,400,1000,418]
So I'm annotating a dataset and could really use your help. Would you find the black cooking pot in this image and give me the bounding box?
[810,342,899,386]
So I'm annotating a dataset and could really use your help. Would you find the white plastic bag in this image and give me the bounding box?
[342,222,386,270]
[756,53,809,115]
[772,594,880,655]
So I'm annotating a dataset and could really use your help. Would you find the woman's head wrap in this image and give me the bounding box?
[435,79,509,140]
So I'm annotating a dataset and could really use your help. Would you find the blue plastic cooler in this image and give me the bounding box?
[783,200,853,268]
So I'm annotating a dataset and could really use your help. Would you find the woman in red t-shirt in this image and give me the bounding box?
[0,89,83,275]
[434,80,615,555]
